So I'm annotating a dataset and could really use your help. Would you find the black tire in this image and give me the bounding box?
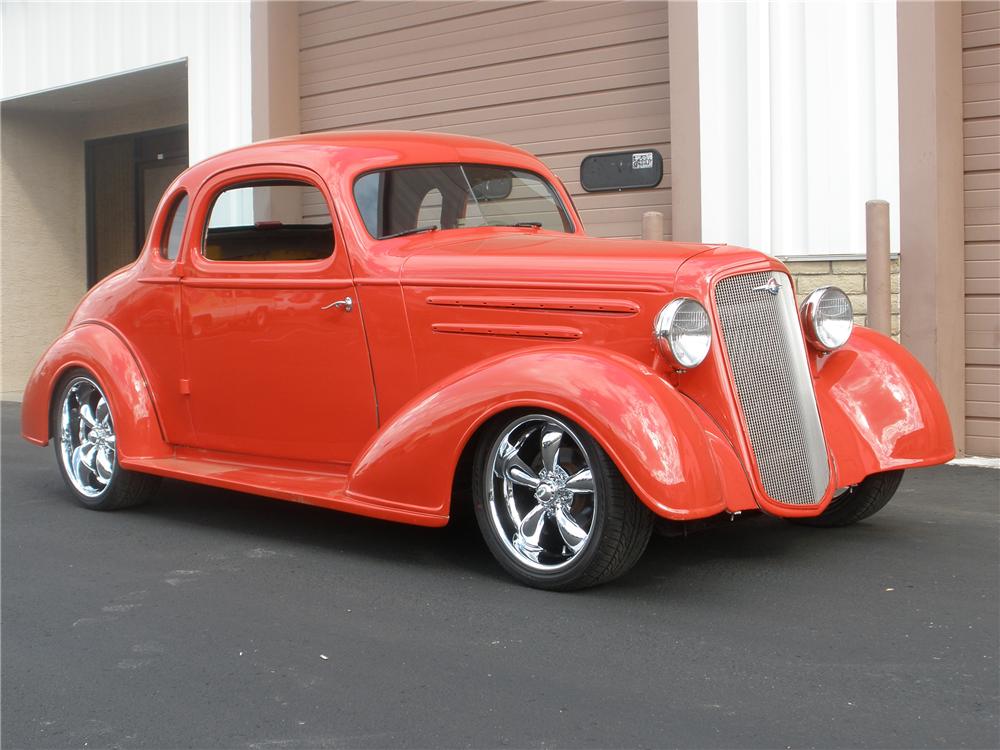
[52,369,160,511]
[472,410,654,591]
[790,470,905,527]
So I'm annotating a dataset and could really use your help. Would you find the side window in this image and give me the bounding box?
[203,179,334,262]
[161,194,189,261]
[354,172,380,237]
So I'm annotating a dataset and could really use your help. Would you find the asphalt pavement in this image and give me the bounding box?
[2,402,998,749]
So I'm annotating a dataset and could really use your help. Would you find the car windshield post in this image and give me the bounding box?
[458,166,484,228]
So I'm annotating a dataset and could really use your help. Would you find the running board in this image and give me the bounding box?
[123,452,448,527]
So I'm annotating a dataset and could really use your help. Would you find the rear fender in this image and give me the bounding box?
[815,327,955,486]
[346,346,754,521]
[21,323,171,461]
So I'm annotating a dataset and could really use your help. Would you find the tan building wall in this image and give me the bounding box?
[298,0,671,240]
[962,0,1000,457]
[1,113,88,399]
[1,95,185,399]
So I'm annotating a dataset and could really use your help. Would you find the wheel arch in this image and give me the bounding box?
[814,327,955,486]
[21,323,172,462]
[346,346,754,522]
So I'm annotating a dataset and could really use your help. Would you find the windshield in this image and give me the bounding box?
[353,164,574,239]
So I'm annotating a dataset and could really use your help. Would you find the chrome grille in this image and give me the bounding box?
[714,271,829,505]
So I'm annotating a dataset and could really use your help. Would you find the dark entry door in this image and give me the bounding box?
[86,126,188,286]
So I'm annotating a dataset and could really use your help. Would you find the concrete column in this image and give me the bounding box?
[251,1,301,143]
[897,0,966,453]
[251,1,302,222]
[866,200,892,335]
[668,0,702,242]
[642,211,664,242]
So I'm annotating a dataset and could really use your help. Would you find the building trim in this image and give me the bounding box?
[0,58,188,105]
[776,253,902,263]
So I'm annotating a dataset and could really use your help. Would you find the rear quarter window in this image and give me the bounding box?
[203,180,334,262]
[161,194,189,261]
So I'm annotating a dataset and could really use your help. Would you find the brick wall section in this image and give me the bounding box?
[783,258,901,338]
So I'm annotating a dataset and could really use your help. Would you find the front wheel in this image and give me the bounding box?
[472,411,654,591]
[53,370,160,511]
[790,470,905,527]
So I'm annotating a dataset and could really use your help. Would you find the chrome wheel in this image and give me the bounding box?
[58,376,116,498]
[484,414,597,572]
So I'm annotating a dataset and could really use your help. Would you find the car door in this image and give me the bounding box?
[179,164,377,465]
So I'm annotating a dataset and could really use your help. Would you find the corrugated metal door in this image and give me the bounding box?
[962,1,1000,457]
[299,1,670,239]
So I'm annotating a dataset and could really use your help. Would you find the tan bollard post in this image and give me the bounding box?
[642,211,664,242]
[866,200,892,335]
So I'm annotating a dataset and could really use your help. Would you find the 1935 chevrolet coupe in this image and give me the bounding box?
[22,132,955,590]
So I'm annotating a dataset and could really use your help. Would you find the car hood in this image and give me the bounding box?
[398,230,721,291]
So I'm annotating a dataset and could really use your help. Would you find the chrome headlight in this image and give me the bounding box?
[800,286,853,351]
[654,298,712,369]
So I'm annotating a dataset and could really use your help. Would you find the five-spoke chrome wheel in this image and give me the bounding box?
[483,414,599,572]
[58,376,117,498]
[474,410,655,590]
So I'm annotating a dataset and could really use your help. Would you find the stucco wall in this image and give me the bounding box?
[1,97,186,400]
[1,113,87,399]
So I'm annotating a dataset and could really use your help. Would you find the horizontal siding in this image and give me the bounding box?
[963,1,1000,456]
[299,0,670,240]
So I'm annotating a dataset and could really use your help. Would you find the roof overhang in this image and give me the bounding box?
[1,59,187,115]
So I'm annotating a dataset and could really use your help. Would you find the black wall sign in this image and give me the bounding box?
[580,149,663,192]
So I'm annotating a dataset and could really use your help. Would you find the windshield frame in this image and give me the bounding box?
[351,162,577,240]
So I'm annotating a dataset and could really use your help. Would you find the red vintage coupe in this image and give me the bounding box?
[21,132,954,589]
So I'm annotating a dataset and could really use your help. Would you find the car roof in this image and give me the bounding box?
[268,130,531,153]
[183,131,544,185]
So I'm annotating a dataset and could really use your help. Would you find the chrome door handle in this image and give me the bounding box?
[321,296,353,312]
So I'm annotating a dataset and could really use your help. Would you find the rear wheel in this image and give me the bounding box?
[53,371,159,510]
[472,411,653,591]
[791,470,905,527]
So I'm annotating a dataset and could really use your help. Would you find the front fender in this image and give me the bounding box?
[21,323,171,461]
[346,346,754,521]
[816,327,955,487]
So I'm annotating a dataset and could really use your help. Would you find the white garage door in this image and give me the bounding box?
[299,0,671,239]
